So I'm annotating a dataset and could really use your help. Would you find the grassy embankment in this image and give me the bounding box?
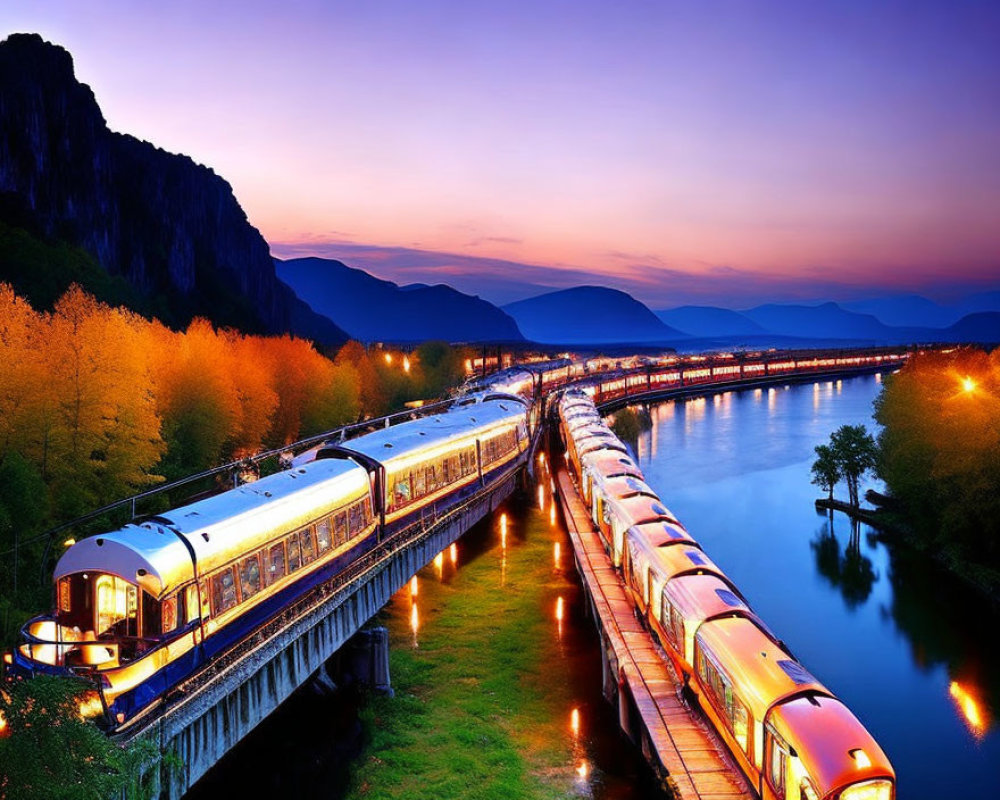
[343,489,599,800]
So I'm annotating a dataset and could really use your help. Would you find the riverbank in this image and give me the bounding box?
[816,496,1000,606]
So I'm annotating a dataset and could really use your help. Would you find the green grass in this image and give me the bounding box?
[345,495,591,800]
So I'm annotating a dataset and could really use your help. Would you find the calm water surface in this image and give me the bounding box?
[627,375,1000,799]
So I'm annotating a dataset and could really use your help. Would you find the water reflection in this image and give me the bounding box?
[950,682,989,738]
[554,542,562,570]
[882,544,1000,736]
[810,514,878,610]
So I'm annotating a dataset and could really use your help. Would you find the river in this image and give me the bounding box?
[627,374,1000,799]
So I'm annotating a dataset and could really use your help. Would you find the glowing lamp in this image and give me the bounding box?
[63,538,76,548]
[2,652,11,665]
[384,353,393,365]
[962,376,976,393]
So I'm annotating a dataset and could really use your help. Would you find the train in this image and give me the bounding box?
[556,387,895,800]
[9,393,530,729]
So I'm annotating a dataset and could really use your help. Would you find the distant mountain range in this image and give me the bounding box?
[0,33,346,344]
[503,286,685,344]
[276,256,523,343]
[654,299,999,347]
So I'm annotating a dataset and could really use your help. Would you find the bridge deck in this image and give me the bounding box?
[554,465,755,800]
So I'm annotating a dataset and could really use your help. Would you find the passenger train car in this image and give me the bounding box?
[11,396,529,728]
[556,389,895,800]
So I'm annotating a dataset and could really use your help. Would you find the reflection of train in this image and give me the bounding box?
[11,395,529,729]
[557,388,895,800]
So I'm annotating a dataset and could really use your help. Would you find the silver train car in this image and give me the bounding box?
[556,390,895,800]
[12,396,529,728]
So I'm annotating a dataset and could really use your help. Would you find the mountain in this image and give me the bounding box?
[655,305,766,337]
[741,302,898,341]
[275,257,523,343]
[954,290,1000,318]
[503,286,685,344]
[0,33,346,345]
[943,312,1000,343]
[842,294,960,329]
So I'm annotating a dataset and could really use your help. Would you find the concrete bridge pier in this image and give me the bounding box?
[318,626,392,697]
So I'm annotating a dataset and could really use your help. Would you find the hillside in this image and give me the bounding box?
[741,302,896,341]
[276,257,523,343]
[503,286,685,344]
[943,312,1000,343]
[655,305,766,337]
[0,33,346,344]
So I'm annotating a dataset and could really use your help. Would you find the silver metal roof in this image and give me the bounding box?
[55,458,369,598]
[344,398,526,474]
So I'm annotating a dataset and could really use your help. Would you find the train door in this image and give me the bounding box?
[763,726,792,800]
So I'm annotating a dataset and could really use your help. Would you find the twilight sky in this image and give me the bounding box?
[3,1,999,307]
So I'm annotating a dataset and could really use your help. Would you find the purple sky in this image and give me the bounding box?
[3,1,1000,307]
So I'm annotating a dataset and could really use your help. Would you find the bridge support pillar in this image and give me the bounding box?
[330,626,392,697]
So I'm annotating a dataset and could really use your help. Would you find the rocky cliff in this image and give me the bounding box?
[0,33,346,343]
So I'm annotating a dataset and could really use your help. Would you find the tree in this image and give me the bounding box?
[828,424,878,507]
[874,347,1000,565]
[810,443,841,502]
[0,676,160,800]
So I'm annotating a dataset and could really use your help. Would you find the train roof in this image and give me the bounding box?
[577,438,628,458]
[769,695,894,798]
[581,451,642,478]
[607,493,679,527]
[341,398,525,471]
[599,475,658,499]
[663,573,752,631]
[643,541,726,582]
[628,520,698,549]
[55,458,369,598]
[696,616,830,721]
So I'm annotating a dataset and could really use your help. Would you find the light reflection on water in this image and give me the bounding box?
[631,373,1000,800]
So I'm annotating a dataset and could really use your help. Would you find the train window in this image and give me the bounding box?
[349,503,364,536]
[671,608,685,655]
[162,596,178,634]
[300,528,316,565]
[394,474,412,508]
[287,534,302,572]
[95,575,138,637]
[316,518,333,553]
[210,568,238,614]
[264,543,286,586]
[362,496,373,526]
[733,699,750,755]
[240,554,262,600]
[800,779,819,800]
[334,512,348,546]
[425,465,438,492]
[767,728,789,798]
[186,584,200,623]
[441,457,452,483]
[58,578,71,613]
[660,595,680,650]
[142,592,162,638]
[413,469,426,498]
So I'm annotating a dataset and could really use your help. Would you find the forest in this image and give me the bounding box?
[874,347,1000,590]
[0,282,469,649]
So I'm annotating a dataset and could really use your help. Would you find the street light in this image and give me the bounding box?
[962,376,976,393]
